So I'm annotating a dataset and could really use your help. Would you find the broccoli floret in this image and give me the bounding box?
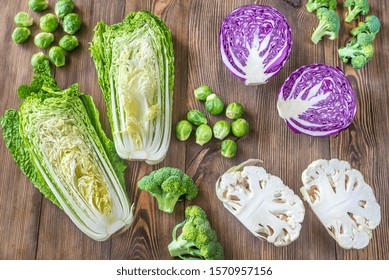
[338,34,375,69]
[344,0,369,23]
[306,0,337,13]
[350,15,381,36]
[138,168,198,213]
[168,205,224,260]
[311,8,340,44]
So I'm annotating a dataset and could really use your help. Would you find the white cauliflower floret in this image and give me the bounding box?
[216,162,305,246]
[301,159,381,249]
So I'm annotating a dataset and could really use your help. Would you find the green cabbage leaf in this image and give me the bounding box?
[1,62,134,241]
[90,10,174,165]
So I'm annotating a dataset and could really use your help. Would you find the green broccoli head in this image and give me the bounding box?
[311,8,340,44]
[138,168,198,213]
[344,0,370,23]
[350,15,381,36]
[338,38,375,69]
[306,0,337,13]
[168,205,224,260]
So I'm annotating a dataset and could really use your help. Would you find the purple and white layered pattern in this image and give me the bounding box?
[219,5,292,85]
[277,64,357,137]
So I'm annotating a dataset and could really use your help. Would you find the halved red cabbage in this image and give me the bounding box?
[219,5,292,86]
[277,64,357,137]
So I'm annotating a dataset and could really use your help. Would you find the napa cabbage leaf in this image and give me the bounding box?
[90,10,174,165]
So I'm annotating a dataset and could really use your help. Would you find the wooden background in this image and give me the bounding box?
[0,0,388,260]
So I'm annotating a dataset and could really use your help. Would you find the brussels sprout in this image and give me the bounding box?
[195,124,212,146]
[213,120,230,140]
[231,118,249,138]
[194,85,212,101]
[175,120,193,141]
[220,139,237,158]
[62,13,82,35]
[55,0,75,18]
[59,35,79,51]
[187,109,207,126]
[34,32,54,49]
[14,12,34,27]
[31,52,49,68]
[205,93,224,115]
[49,46,66,67]
[226,102,244,120]
[12,27,30,44]
[39,13,59,32]
[29,0,49,11]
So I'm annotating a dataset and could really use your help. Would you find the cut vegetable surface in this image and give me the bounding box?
[277,64,356,137]
[301,159,381,249]
[0,61,134,241]
[90,11,174,164]
[216,159,305,246]
[219,4,292,85]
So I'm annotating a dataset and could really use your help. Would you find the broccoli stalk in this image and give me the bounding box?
[350,15,381,36]
[338,33,375,69]
[311,8,340,44]
[138,167,198,213]
[306,0,337,13]
[344,0,369,23]
[168,205,224,260]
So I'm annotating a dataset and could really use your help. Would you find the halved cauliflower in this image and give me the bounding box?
[216,159,305,246]
[301,159,381,249]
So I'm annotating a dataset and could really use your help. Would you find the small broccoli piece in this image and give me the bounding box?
[138,167,198,213]
[344,0,369,23]
[350,15,381,36]
[338,34,375,69]
[311,8,340,44]
[168,205,224,260]
[306,0,337,13]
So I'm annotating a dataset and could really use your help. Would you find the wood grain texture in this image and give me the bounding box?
[0,0,388,260]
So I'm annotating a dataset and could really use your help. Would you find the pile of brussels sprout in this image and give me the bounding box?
[176,85,250,158]
[12,0,81,68]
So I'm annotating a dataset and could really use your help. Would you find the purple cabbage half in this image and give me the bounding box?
[219,4,292,86]
[277,64,357,137]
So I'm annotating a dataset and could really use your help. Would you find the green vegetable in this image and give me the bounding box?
[59,35,79,51]
[220,139,237,158]
[196,124,212,146]
[176,120,192,141]
[187,109,207,126]
[0,61,134,241]
[338,33,375,69]
[194,85,212,101]
[34,32,54,49]
[12,27,30,44]
[39,13,59,33]
[306,0,337,13]
[137,167,198,213]
[213,120,230,140]
[62,13,81,35]
[205,94,224,115]
[90,11,174,164]
[231,118,249,137]
[14,12,34,27]
[55,0,75,18]
[350,15,381,37]
[29,0,48,11]
[31,52,49,68]
[311,8,340,44]
[344,0,369,23]
[49,46,66,67]
[225,102,244,120]
[168,205,224,260]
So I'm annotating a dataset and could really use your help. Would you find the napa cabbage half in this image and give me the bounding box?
[90,10,174,165]
[0,62,134,241]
